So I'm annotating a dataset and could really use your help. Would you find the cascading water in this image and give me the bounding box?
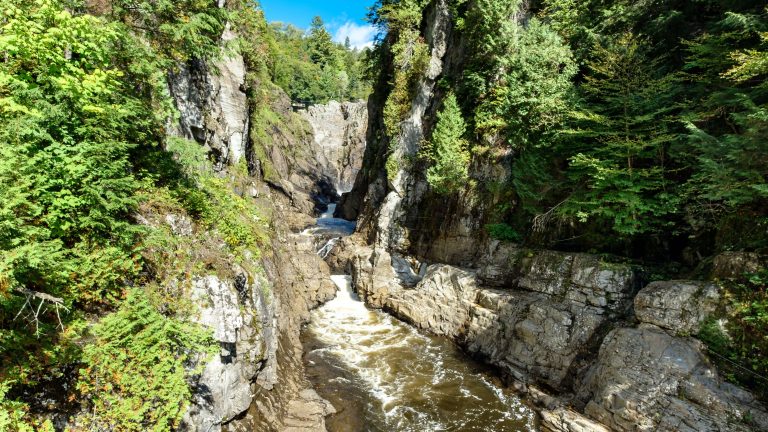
[301,208,537,431]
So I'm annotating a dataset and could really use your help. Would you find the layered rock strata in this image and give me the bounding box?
[300,101,368,194]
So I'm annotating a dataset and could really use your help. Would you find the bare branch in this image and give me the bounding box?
[12,287,70,336]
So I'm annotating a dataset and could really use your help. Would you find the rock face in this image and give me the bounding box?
[300,101,368,194]
[334,234,768,431]
[168,27,248,169]
[634,281,720,334]
[247,228,338,432]
[581,327,768,432]
[165,22,351,431]
[182,273,272,431]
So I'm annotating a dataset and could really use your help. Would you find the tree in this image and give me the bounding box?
[558,34,679,235]
[463,2,576,149]
[308,16,335,66]
[425,94,471,194]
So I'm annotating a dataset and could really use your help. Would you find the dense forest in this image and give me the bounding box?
[369,0,768,402]
[373,0,767,254]
[266,17,371,103]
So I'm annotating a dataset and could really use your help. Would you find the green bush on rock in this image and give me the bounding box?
[77,289,217,432]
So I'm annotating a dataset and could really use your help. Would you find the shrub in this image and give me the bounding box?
[698,270,768,400]
[485,223,523,242]
[77,289,217,432]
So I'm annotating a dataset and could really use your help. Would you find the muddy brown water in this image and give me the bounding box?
[301,274,537,432]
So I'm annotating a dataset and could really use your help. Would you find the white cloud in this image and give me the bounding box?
[333,22,377,50]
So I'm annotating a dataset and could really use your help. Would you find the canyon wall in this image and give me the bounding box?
[164,35,367,431]
[331,0,768,430]
[300,101,368,195]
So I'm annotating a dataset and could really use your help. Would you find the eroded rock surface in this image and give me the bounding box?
[301,101,368,193]
[634,280,720,334]
[183,273,272,431]
[168,27,248,168]
[582,326,768,432]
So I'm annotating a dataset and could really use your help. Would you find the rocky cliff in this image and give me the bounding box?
[330,0,768,430]
[163,26,367,432]
[300,101,368,195]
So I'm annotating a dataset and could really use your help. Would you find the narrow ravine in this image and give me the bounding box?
[300,205,537,431]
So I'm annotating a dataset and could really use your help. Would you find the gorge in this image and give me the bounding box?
[2,1,768,431]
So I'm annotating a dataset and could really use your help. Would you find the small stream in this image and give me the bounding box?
[301,204,537,431]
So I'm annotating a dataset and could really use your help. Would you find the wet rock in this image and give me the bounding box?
[634,280,720,334]
[540,407,610,432]
[582,326,768,432]
[391,253,426,286]
[352,246,401,309]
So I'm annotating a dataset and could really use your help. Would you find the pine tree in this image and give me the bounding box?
[425,94,471,194]
[558,34,679,235]
[308,16,335,66]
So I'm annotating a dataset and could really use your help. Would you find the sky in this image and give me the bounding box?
[259,0,378,49]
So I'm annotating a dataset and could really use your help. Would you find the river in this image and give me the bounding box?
[301,204,537,431]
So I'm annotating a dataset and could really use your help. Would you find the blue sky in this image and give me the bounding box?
[259,0,378,49]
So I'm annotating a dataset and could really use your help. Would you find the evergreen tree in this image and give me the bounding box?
[559,34,679,235]
[308,16,335,66]
[425,94,471,194]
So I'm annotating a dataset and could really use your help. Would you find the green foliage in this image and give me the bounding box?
[463,0,576,148]
[0,0,145,317]
[0,0,239,425]
[558,34,679,235]
[265,19,371,103]
[163,138,271,256]
[309,16,336,66]
[229,0,272,76]
[699,270,768,400]
[425,93,471,194]
[0,381,53,432]
[108,0,228,65]
[485,223,523,242]
[371,0,430,180]
[200,176,270,255]
[77,289,217,431]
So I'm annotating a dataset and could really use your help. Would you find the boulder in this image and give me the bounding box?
[183,272,270,431]
[712,252,767,280]
[582,326,768,432]
[386,264,478,338]
[634,280,720,334]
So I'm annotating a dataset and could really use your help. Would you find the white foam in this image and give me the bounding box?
[305,274,538,431]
